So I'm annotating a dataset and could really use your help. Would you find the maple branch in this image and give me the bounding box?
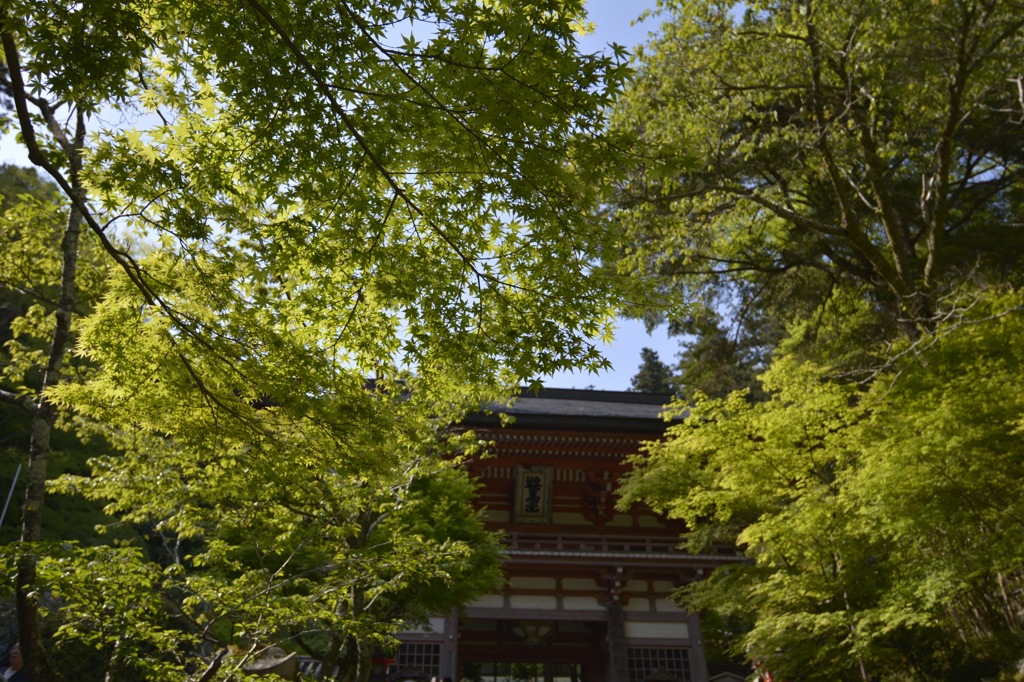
[1,20,272,435]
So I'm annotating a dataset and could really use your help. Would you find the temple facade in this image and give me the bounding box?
[394,389,743,682]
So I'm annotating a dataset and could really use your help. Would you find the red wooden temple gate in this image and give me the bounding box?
[395,389,743,682]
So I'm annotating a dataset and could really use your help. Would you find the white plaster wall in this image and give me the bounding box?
[655,599,687,613]
[623,597,651,612]
[509,595,558,609]
[561,596,603,611]
[625,622,689,640]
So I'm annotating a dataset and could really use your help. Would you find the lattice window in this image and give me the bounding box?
[396,642,441,678]
[626,647,691,682]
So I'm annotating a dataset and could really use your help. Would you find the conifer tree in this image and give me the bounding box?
[628,347,675,395]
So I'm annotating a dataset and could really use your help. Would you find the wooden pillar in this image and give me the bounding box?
[440,609,459,681]
[686,611,708,682]
[607,568,629,682]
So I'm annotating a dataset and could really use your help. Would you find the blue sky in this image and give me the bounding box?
[0,0,677,392]
[579,0,662,54]
[543,0,677,391]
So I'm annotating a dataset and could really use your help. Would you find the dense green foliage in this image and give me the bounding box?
[622,291,1024,680]
[613,0,1024,678]
[46,410,503,681]
[1,1,631,679]
[0,167,115,547]
[5,0,630,391]
[610,0,1024,394]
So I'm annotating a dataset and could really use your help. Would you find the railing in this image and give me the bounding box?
[504,533,682,554]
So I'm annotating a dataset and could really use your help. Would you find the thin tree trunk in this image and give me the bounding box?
[336,635,360,682]
[320,599,348,681]
[15,107,86,681]
[355,637,375,682]
[334,586,367,682]
[104,638,123,682]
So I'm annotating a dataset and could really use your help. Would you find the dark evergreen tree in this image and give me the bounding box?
[629,347,675,395]
[669,307,776,402]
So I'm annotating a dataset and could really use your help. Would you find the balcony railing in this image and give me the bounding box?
[500,533,745,564]
[503,533,693,555]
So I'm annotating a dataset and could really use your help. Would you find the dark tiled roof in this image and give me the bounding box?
[466,388,679,432]
[508,394,669,420]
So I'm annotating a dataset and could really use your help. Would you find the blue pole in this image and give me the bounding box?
[1,463,21,528]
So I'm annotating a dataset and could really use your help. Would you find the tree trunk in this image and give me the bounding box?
[15,108,85,682]
[355,637,375,682]
[104,638,123,682]
[333,586,367,682]
[320,597,349,681]
[335,635,360,682]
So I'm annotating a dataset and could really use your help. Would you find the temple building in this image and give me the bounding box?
[394,388,743,682]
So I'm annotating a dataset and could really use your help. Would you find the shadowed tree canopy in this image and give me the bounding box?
[609,0,1024,376]
[611,0,1024,678]
[0,163,56,210]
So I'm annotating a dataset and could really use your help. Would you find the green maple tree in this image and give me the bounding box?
[0,1,631,678]
[620,290,1024,681]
